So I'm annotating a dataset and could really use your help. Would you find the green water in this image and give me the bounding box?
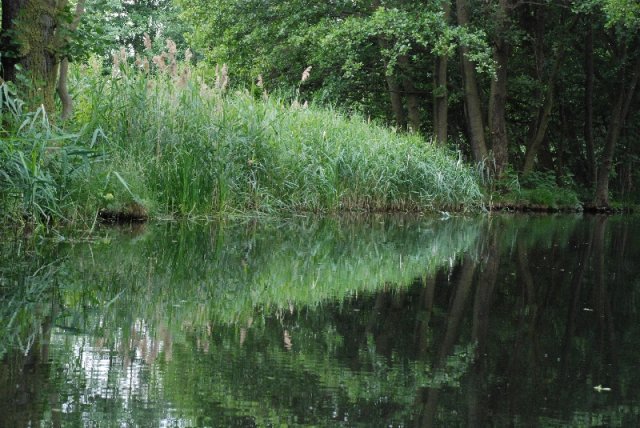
[1,214,639,426]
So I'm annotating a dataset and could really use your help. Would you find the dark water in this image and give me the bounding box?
[1,214,639,427]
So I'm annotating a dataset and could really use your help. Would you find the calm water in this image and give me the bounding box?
[1,214,639,427]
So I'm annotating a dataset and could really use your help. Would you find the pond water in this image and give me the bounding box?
[1,214,639,427]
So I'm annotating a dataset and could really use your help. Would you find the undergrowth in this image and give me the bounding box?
[67,45,483,218]
[0,84,100,225]
[488,169,581,210]
[1,40,483,225]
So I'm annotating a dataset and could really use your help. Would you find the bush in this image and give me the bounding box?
[490,169,581,209]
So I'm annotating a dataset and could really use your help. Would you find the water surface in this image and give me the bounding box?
[1,214,639,426]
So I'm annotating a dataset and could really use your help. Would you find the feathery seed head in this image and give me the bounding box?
[143,33,152,51]
[152,55,167,72]
[166,39,177,55]
[215,64,229,91]
[301,66,312,83]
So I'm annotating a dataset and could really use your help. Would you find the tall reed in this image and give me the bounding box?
[0,83,98,224]
[70,44,482,218]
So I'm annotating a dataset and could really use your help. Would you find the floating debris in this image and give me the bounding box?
[593,385,612,392]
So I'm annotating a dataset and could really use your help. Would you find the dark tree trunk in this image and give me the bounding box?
[584,20,596,186]
[384,70,406,129]
[1,0,66,113]
[522,60,568,173]
[522,16,577,174]
[433,0,451,145]
[522,49,567,174]
[489,30,509,176]
[456,0,488,163]
[593,55,640,207]
[399,54,421,133]
[1,0,28,84]
[522,76,556,173]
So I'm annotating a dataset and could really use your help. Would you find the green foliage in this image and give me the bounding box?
[73,0,191,61]
[2,33,482,227]
[174,0,640,202]
[68,49,482,218]
[490,169,581,209]
[177,0,494,120]
[0,84,98,224]
[602,0,640,29]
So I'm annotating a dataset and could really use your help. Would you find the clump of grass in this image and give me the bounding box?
[69,41,482,218]
[0,84,98,225]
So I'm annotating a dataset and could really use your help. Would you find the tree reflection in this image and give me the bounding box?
[2,215,640,425]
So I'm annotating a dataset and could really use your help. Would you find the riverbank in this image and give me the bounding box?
[0,59,631,227]
[0,62,482,226]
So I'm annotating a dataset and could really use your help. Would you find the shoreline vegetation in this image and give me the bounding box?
[2,52,484,227]
[0,51,630,229]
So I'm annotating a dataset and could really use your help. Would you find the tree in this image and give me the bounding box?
[487,0,511,175]
[591,0,640,207]
[0,0,70,112]
[57,0,85,120]
[178,0,493,137]
[455,0,488,163]
[433,0,452,144]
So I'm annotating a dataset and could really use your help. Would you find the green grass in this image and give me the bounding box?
[0,84,99,224]
[486,169,581,210]
[2,53,483,225]
[69,56,482,218]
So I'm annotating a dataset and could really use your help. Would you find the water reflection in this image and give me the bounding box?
[1,215,639,426]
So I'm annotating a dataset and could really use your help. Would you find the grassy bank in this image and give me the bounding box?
[484,169,583,212]
[0,52,482,225]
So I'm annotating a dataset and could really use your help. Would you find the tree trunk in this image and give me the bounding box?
[379,38,406,129]
[433,0,451,145]
[384,69,406,129]
[522,14,578,174]
[399,54,421,133]
[1,0,28,84]
[593,55,640,207]
[57,0,86,121]
[57,58,73,119]
[1,0,66,113]
[584,20,596,186]
[522,23,580,174]
[489,16,509,176]
[456,0,488,163]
